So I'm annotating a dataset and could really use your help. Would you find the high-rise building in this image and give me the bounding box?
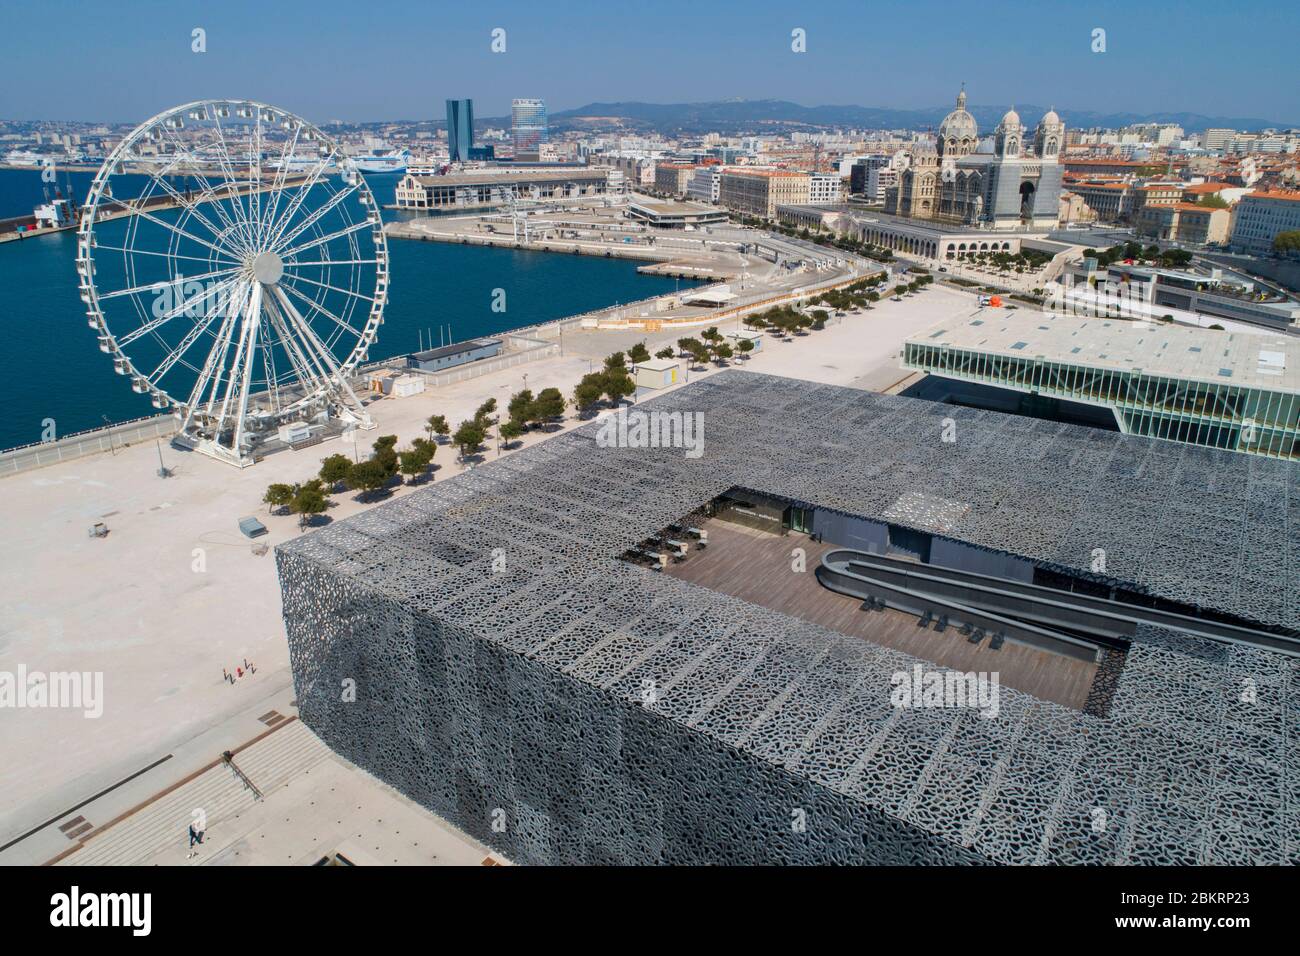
[445,99,474,163]
[511,98,547,156]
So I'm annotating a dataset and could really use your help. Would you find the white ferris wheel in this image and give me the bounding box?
[76,99,387,467]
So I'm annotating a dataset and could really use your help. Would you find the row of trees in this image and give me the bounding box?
[675,327,749,366]
[730,213,896,263]
[262,433,440,528]
[261,385,575,528]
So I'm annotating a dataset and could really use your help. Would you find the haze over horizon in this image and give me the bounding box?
[1,0,1295,127]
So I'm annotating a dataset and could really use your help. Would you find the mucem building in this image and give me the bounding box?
[277,371,1299,865]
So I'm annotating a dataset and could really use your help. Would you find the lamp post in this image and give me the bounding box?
[102,415,116,456]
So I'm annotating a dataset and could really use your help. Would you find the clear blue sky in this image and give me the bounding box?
[1,0,1295,125]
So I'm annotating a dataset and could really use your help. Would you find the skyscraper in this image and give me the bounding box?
[445,99,474,163]
[511,98,547,157]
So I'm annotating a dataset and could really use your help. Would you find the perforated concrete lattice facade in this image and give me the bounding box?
[277,370,1300,865]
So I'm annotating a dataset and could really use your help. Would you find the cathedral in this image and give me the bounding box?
[884,86,1064,230]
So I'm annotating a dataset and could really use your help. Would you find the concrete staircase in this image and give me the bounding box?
[58,719,328,866]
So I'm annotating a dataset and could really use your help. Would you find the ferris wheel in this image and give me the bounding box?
[76,99,387,467]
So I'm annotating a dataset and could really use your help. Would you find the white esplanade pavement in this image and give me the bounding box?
[0,281,980,861]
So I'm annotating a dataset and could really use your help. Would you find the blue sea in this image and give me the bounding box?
[0,169,697,450]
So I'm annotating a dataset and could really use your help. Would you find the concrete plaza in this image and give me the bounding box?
[0,282,979,855]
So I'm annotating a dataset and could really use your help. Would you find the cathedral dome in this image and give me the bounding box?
[1039,107,1060,126]
[938,86,978,142]
[999,107,1021,128]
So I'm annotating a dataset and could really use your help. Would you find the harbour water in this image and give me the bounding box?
[0,169,697,451]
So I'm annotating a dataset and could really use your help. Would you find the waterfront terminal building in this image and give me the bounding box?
[394,167,613,211]
[904,314,1300,459]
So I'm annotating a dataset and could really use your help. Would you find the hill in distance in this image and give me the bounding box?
[527,99,1292,135]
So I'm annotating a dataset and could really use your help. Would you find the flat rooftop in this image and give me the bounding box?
[911,313,1300,393]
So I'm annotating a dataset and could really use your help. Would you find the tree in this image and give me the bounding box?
[533,387,566,423]
[508,388,535,427]
[347,459,390,499]
[701,326,722,344]
[1273,230,1300,255]
[604,351,626,371]
[372,435,399,478]
[291,480,329,531]
[602,370,635,406]
[263,482,294,515]
[573,375,605,415]
[319,453,352,490]
[711,342,734,365]
[474,398,498,427]
[398,449,426,484]
[453,420,485,460]
[628,341,651,364]
[426,414,450,443]
[737,338,754,360]
[894,284,908,297]
[500,419,525,449]
[655,347,675,360]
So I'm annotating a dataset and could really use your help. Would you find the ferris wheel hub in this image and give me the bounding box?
[251,250,284,285]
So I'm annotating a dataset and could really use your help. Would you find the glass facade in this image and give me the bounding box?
[445,99,474,163]
[511,98,547,154]
[904,342,1300,460]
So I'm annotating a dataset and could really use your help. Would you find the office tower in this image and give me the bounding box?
[445,99,474,163]
[511,98,547,156]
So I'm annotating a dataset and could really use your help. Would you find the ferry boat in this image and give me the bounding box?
[352,148,409,174]
[4,149,47,167]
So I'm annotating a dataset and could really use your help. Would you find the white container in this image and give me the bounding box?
[277,421,312,443]
[392,374,426,398]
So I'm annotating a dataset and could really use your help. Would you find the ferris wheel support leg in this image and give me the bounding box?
[231,282,264,456]
[270,284,372,429]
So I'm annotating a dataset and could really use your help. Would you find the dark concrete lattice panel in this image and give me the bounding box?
[278,370,1300,865]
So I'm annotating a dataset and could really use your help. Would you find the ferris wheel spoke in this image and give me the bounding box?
[157,122,254,251]
[141,159,241,252]
[262,150,338,249]
[281,270,377,303]
[257,123,303,238]
[185,281,251,421]
[145,296,227,384]
[279,280,363,337]
[92,243,239,266]
[278,219,376,260]
[98,264,242,302]
[116,274,241,347]
[270,284,368,413]
[269,181,359,252]
[283,258,382,266]
[208,115,259,247]
[263,293,331,394]
[124,204,241,260]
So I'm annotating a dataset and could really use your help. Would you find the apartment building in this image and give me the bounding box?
[1230,190,1300,255]
[718,169,811,218]
[654,163,698,196]
[1135,203,1231,245]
